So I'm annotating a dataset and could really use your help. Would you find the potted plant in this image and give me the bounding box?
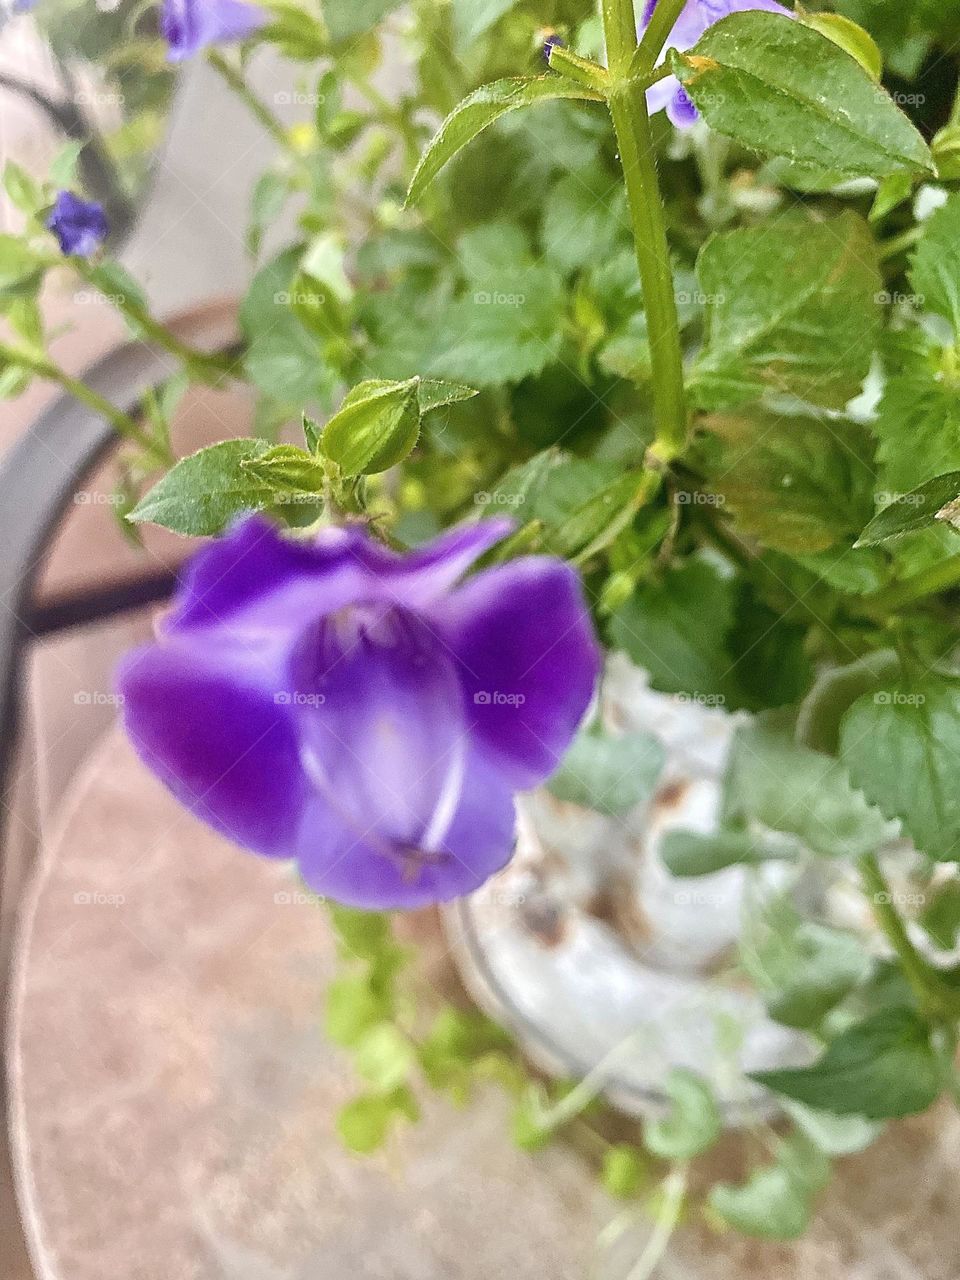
[6,0,960,1265]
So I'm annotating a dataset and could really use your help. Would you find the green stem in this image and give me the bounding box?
[607,80,688,461]
[1,342,156,452]
[207,49,292,151]
[859,853,956,1019]
[625,1164,688,1280]
[601,0,638,74]
[633,0,690,74]
[878,225,922,263]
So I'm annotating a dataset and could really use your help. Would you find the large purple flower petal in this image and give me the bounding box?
[119,643,306,857]
[161,0,267,61]
[431,558,601,790]
[296,747,516,910]
[289,605,468,850]
[168,514,512,638]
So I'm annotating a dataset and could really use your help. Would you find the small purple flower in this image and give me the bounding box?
[542,32,565,63]
[640,0,792,128]
[119,516,600,910]
[45,191,108,257]
[160,0,267,62]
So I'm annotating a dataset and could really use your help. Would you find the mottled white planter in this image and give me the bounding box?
[444,654,815,1125]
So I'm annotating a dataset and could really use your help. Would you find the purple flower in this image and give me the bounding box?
[640,0,792,128]
[160,0,267,62]
[118,516,600,910]
[45,190,108,257]
[542,32,565,63]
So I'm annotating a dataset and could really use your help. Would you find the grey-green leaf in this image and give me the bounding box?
[644,1069,722,1160]
[405,77,603,207]
[548,729,665,817]
[672,12,933,179]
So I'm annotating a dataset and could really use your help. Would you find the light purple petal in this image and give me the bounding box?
[118,643,306,857]
[297,747,516,910]
[289,605,468,850]
[431,558,601,790]
[162,0,266,61]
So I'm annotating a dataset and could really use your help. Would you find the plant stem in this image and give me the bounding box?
[207,49,292,150]
[625,1163,688,1280]
[607,80,688,461]
[633,0,689,73]
[602,0,638,74]
[878,224,922,263]
[1,342,155,452]
[859,853,957,1019]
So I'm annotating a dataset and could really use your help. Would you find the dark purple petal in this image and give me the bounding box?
[162,0,266,61]
[45,191,108,257]
[296,747,516,909]
[168,514,511,638]
[431,558,601,790]
[118,643,306,858]
[667,85,700,127]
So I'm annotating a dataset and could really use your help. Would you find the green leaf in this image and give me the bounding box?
[127,439,274,536]
[322,0,402,41]
[709,1134,829,1239]
[548,728,665,817]
[540,162,626,275]
[798,12,882,81]
[672,12,933,179]
[336,1086,419,1154]
[405,77,603,208]
[725,716,895,861]
[325,973,391,1048]
[841,675,960,860]
[601,1145,648,1199]
[855,471,960,546]
[48,141,83,188]
[751,1008,941,1119]
[354,1023,417,1093]
[908,193,960,335]
[3,161,41,214]
[921,881,960,950]
[691,214,882,410]
[697,407,877,554]
[320,378,422,476]
[660,828,798,877]
[0,234,42,290]
[451,0,517,45]
[644,1069,722,1160]
[797,651,901,755]
[783,1101,883,1156]
[416,379,479,414]
[870,332,960,494]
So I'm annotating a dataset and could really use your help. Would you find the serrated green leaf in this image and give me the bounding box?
[691,214,881,410]
[321,378,421,476]
[406,77,603,207]
[416,378,479,414]
[841,675,960,860]
[672,12,933,179]
[645,1069,721,1160]
[797,651,901,756]
[548,728,665,817]
[697,407,877,554]
[241,443,328,493]
[127,439,273,536]
[725,716,895,861]
[908,192,960,335]
[752,1008,941,1118]
[798,12,882,81]
[921,881,960,950]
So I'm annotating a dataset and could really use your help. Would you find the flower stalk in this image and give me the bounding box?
[602,0,688,463]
